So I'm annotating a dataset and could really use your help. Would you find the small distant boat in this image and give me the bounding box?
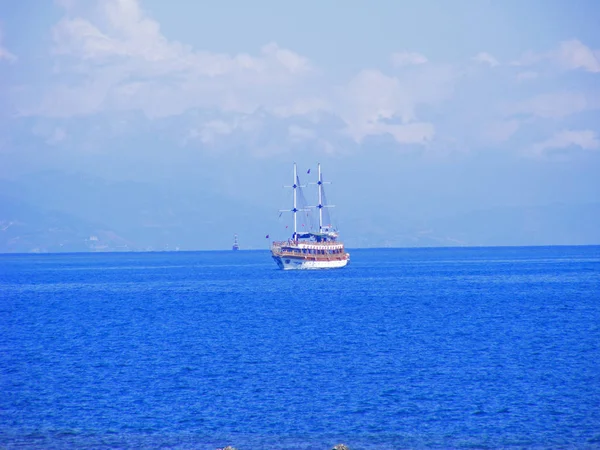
[232,234,240,251]
[270,163,350,270]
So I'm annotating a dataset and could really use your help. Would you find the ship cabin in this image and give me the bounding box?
[272,229,346,259]
[294,230,337,243]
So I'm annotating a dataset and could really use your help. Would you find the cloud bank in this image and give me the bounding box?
[4,0,600,159]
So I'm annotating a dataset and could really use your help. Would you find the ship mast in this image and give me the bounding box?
[281,162,307,241]
[293,163,298,237]
[313,163,333,232]
[317,164,323,231]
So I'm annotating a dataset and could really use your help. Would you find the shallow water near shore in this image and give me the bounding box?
[2,246,600,449]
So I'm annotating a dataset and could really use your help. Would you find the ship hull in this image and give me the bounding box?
[272,254,349,270]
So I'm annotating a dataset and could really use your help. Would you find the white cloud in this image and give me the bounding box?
[390,51,428,67]
[288,125,316,141]
[381,122,435,144]
[531,129,600,156]
[512,39,600,73]
[0,47,15,62]
[337,65,455,145]
[196,120,236,144]
[47,127,68,145]
[510,50,543,67]
[0,28,16,63]
[55,9,303,76]
[511,91,590,119]
[473,52,499,67]
[483,120,520,143]
[50,0,311,77]
[54,0,78,10]
[14,1,600,156]
[35,0,456,150]
[271,98,331,118]
[31,122,69,145]
[261,42,311,74]
[555,39,600,73]
[343,69,413,123]
[33,0,314,118]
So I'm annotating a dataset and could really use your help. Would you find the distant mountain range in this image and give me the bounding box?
[342,202,600,248]
[0,193,132,253]
[1,171,599,253]
[0,171,275,253]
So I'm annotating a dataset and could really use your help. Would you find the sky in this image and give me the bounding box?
[0,0,599,248]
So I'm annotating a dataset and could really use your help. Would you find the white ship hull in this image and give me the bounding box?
[272,254,349,270]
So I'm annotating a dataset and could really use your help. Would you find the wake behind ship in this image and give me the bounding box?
[270,163,350,270]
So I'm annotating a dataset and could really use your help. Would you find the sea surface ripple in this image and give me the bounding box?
[1,246,599,449]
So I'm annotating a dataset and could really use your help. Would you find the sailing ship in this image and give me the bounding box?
[270,163,350,270]
[232,234,240,251]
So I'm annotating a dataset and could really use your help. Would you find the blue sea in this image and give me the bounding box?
[1,247,600,449]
